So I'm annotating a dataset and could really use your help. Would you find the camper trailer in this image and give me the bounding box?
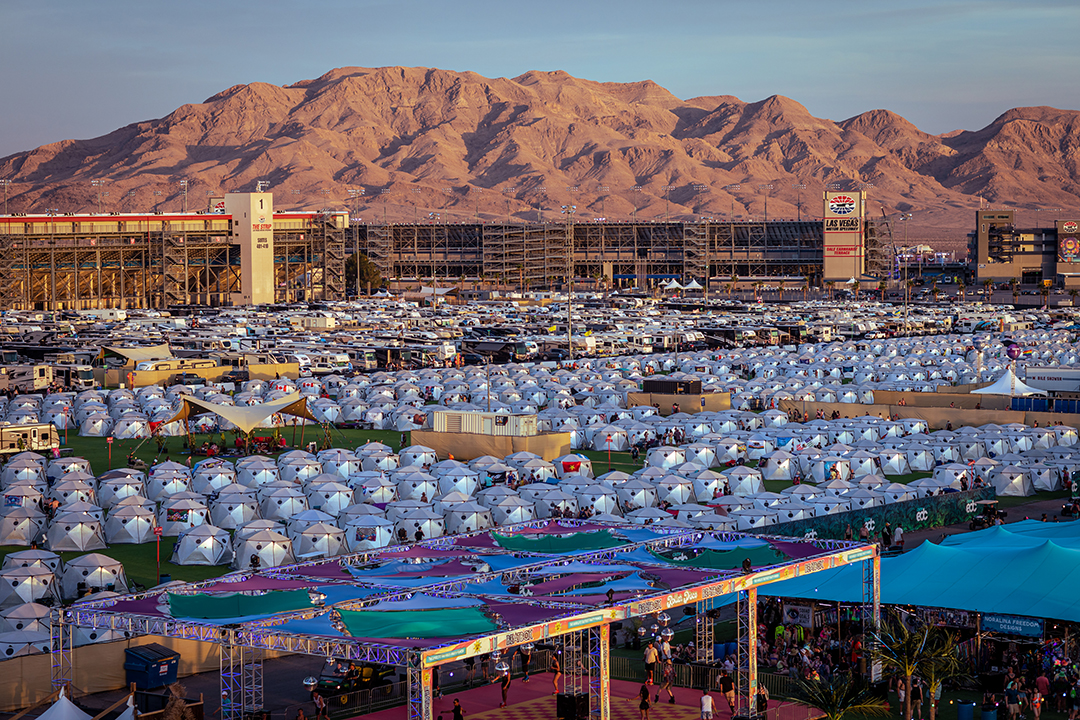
[0,365,54,392]
[0,423,59,455]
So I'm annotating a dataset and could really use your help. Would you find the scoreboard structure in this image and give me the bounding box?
[822,190,867,282]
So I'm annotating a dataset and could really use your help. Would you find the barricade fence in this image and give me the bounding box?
[764,486,994,540]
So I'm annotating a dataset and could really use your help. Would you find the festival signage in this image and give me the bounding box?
[982,613,1044,637]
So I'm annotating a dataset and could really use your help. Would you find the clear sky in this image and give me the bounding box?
[1,0,1077,159]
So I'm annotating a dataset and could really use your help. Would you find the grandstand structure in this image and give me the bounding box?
[0,191,889,310]
[0,195,348,310]
[361,218,853,289]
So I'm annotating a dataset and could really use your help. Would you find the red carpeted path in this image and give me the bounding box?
[353,673,824,720]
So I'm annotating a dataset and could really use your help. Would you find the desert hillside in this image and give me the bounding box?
[3,66,1079,255]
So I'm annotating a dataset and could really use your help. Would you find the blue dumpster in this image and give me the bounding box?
[981,705,998,720]
[124,642,180,690]
[958,701,975,720]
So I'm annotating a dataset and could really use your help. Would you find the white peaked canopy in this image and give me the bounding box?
[971,368,1048,397]
[172,526,234,565]
[37,688,91,719]
[164,392,319,434]
[59,554,128,600]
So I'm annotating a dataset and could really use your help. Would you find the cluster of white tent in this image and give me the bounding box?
[0,547,132,655]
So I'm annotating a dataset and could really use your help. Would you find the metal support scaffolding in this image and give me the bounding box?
[220,636,244,720]
[735,588,758,716]
[695,598,715,664]
[50,608,73,692]
[562,629,584,697]
[243,646,264,714]
[862,555,882,681]
[588,625,610,720]
[407,662,432,720]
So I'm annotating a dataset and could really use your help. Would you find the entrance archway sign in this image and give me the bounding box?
[51,519,879,720]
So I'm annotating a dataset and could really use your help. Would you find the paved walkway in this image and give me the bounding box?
[357,674,822,720]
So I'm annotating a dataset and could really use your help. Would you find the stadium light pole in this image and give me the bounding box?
[0,179,10,215]
[662,185,676,222]
[791,183,806,221]
[349,188,365,295]
[900,212,913,333]
[503,186,516,224]
[724,184,741,280]
[562,201,577,361]
[178,180,188,213]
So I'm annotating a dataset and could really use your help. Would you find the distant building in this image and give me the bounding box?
[969,209,1080,287]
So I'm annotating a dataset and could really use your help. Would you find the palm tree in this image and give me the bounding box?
[983,278,993,303]
[874,615,958,720]
[930,279,939,303]
[1008,277,1019,305]
[1070,288,1079,307]
[753,280,764,303]
[852,280,861,302]
[793,673,890,720]
[957,281,966,302]
[918,630,966,720]
[804,279,811,301]
[826,281,836,301]
[879,280,887,302]
[1041,283,1050,308]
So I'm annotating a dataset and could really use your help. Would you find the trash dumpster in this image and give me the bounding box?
[125,642,180,690]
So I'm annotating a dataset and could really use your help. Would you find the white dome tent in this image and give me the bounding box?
[0,508,46,546]
[1,603,50,633]
[0,630,51,657]
[0,567,59,609]
[156,499,208,536]
[59,554,128,600]
[344,517,395,552]
[46,512,107,552]
[103,506,157,544]
[232,530,295,570]
[293,523,348,559]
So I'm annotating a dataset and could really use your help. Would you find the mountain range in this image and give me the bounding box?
[4,66,1080,254]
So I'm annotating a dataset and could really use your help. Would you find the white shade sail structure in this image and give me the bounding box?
[163,392,319,434]
[971,368,1048,397]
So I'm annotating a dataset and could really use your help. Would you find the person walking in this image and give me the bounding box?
[658,658,675,704]
[643,641,659,686]
[630,683,651,720]
[312,691,327,720]
[451,698,466,720]
[515,645,532,683]
[718,670,736,714]
[700,689,716,720]
[910,675,924,720]
[497,669,512,708]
